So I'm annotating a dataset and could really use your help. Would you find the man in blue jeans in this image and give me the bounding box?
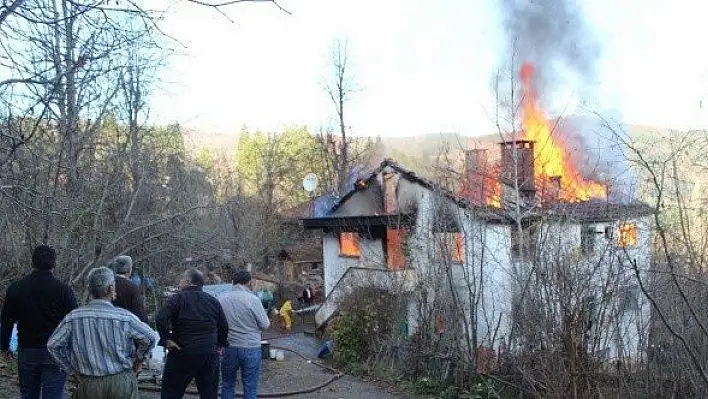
[0,245,78,399]
[218,270,270,399]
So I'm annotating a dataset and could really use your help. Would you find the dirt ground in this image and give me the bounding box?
[0,349,407,399]
[0,315,411,398]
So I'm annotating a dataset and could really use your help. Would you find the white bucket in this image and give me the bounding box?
[275,350,285,361]
[269,349,276,359]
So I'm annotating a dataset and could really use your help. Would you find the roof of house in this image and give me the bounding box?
[301,213,418,230]
[279,242,323,263]
[330,158,477,214]
[543,201,655,222]
[310,159,655,225]
[280,201,314,219]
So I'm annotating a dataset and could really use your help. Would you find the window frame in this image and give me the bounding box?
[510,221,538,261]
[338,232,361,257]
[617,223,638,248]
[580,224,596,255]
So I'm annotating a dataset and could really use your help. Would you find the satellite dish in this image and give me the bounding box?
[302,173,319,192]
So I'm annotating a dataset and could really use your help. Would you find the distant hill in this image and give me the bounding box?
[179,120,696,176]
[182,127,240,159]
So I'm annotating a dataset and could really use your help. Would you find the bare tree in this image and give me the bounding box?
[319,40,375,195]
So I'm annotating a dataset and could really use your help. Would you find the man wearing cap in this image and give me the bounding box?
[218,270,270,399]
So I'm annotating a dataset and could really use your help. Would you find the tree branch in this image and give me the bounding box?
[185,0,291,15]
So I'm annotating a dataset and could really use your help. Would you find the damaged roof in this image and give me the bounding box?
[311,158,654,225]
[330,158,477,213]
[542,201,655,222]
[280,201,314,219]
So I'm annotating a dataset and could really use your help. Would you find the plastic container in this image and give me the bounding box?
[275,350,285,361]
[9,326,17,352]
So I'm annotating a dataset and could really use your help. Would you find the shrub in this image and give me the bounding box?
[326,286,401,369]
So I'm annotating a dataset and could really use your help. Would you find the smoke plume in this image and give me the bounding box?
[500,0,601,97]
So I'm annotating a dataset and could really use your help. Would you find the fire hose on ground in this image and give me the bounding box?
[137,334,345,397]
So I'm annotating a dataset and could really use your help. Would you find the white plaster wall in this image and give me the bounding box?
[540,223,581,254]
[474,223,514,347]
[322,233,385,297]
[479,217,653,361]
[408,188,436,278]
[333,189,382,216]
[322,234,341,296]
[396,177,425,214]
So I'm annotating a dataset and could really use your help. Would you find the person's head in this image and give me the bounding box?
[32,245,56,270]
[87,267,116,301]
[232,270,251,287]
[179,268,204,289]
[108,255,133,277]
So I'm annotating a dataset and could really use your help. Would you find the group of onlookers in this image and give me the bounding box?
[0,245,270,399]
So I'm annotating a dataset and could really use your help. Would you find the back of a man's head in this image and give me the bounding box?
[32,245,56,270]
[108,255,133,276]
[88,267,115,300]
[183,268,205,287]
[232,270,251,286]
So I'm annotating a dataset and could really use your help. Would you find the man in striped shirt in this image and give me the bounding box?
[47,267,158,399]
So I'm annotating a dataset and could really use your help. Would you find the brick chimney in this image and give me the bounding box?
[464,149,489,205]
[500,140,535,208]
[382,170,399,213]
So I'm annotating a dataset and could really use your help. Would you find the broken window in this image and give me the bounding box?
[618,223,637,248]
[339,232,361,257]
[510,222,538,261]
[581,225,596,255]
[386,228,407,270]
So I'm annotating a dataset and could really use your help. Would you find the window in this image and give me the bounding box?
[436,233,464,263]
[618,223,637,248]
[581,225,596,255]
[453,233,464,262]
[339,232,360,257]
[386,228,407,270]
[510,223,538,261]
[617,284,640,313]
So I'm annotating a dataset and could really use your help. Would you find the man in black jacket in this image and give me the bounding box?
[156,268,228,399]
[0,245,78,399]
[108,255,147,322]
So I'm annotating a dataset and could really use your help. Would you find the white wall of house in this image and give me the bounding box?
[485,216,654,361]
[467,222,514,349]
[322,234,385,297]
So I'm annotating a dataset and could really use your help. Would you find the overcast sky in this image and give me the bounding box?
[148,0,708,137]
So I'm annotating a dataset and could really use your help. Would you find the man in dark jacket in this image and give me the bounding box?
[108,255,147,322]
[0,245,78,399]
[156,268,228,399]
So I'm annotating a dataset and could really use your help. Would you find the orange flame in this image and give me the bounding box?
[519,63,606,202]
[486,165,502,207]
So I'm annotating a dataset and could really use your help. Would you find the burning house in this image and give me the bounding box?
[302,65,654,365]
